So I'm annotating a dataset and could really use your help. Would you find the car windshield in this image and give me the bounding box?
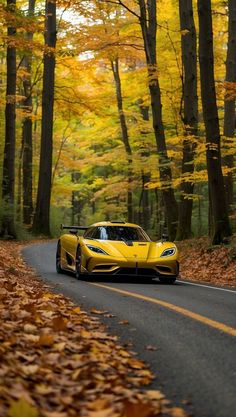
[88,226,151,242]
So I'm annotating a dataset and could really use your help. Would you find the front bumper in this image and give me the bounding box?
[81,255,179,277]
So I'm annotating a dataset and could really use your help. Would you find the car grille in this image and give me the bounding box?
[115,268,158,276]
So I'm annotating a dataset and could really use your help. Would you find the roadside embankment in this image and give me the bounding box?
[179,236,236,288]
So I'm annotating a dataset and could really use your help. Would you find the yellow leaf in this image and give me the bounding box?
[90,308,108,315]
[8,398,38,417]
[43,293,54,300]
[72,306,81,314]
[54,342,66,351]
[169,407,188,417]
[21,365,39,376]
[181,29,190,36]
[145,390,165,400]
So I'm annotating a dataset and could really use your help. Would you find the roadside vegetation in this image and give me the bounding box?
[179,235,236,287]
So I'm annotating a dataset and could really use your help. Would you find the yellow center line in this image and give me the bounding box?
[90,283,236,337]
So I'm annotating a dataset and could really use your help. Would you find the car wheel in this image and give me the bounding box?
[56,241,63,274]
[75,246,81,279]
[159,276,176,284]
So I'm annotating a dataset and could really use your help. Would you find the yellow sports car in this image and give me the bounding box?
[56,221,179,283]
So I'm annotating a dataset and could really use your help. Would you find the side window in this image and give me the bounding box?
[91,227,100,239]
[91,227,108,240]
[84,227,95,238]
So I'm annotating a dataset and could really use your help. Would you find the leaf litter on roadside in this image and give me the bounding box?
[0,241,188,417]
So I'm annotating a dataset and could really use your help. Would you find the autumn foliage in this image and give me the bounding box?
[0,0,235,243]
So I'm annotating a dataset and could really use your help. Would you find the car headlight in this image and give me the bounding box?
[160,247,176,257]
[86,245,108,255]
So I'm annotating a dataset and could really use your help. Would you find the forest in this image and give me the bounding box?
[0,0,235,244]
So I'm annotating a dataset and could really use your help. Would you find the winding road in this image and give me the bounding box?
[23,242,236,417]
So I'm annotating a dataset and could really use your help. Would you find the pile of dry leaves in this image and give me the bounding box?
[0,241,185,417]
[179,237,236,287]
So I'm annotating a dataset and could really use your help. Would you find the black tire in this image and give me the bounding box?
[159,276,176,284]
[75,246,82,279]
[56,241,63,274]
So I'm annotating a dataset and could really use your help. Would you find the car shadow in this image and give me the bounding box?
[80,275,181,285]
[60,270,180,285]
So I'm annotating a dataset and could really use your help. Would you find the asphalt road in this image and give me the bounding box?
[23,242,236,417]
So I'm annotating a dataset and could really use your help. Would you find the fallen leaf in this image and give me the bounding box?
[24,334,39,343]
[72,307,81,314]
[35,384,54,395]
[145,345,158,351]
[118,320,129,325]
[87,409,115,417]
[43,412,68,417]
[43,293,54,300]
[169,407,188,417]
[21,365,39,376]
[24,324,37,334]
[90,308,109,315]
[8,398,38,417]
[52,316,68,331]
[38,333,54,346]
[54,342,66,351]
[145,390,165,400]
[88,398,109,410]
[123,401,157,417]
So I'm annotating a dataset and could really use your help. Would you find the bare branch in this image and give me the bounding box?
[100,0,140,19]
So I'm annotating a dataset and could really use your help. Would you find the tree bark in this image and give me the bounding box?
[177,0,198,240]
[111,58,133,222]
[138,0,178,240]
[0,0,17,238]
[198,0,231,244]
[223,0,236,213]
[138,103,150,231]
[32,0,56,235]
[22,0,35,225]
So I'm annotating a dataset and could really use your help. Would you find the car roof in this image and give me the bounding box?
[90,221,141,228]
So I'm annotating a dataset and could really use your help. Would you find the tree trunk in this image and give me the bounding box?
[111,58,133,222]
[71,171,81,225]
[223,0,236,213]
[198,0,231,244]
[0,0,17,238]
[177,0,198,240]
[22,0,35,225]
[138,0,178,240]
[32,0,56,235]
[139,102,150,231]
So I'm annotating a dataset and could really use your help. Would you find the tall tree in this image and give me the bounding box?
[111,58,133,222]
[138,0,178,240]
[0,0,17,238]
[32,0,56,235]
[223,0,236,213]
[22,0,35,225]
[198,0,231,244]
[177,0,198,240]
[138,102,151,231]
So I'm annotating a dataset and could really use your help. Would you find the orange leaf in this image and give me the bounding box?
[38,333,54,346]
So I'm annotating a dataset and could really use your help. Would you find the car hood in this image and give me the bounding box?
[83,239,177,260]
